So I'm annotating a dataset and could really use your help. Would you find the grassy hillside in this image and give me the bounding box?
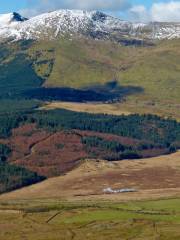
[118,40,180,103]
[37,38,180,103]
[36,38,143,88]
[26,38,180,118]
[0,38,179,118]
[45,38,119,87]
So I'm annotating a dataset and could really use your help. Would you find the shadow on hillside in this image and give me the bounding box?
[23,81,143,103]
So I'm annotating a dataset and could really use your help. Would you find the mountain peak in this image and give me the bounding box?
[12,12,28,22]
[0,12,27,26]
[91,11,108,22]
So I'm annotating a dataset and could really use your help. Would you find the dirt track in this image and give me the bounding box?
[0,151,180,202]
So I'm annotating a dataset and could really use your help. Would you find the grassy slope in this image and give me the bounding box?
[119,40,180,101]
[27,38,180,118]
[0,38,179,118]
[45,38,139,88]
[1,151,180,201]
[43,38,180,102]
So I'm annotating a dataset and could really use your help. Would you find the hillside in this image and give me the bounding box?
[0,10,179,118]
[0,8,180,240]
[0,108,179,193]
[40,38,180,119]
[43,38,180,104]
[1,151,180,240]
[0,9,179,194]
[0,37,179,118]
[1,151,180,201]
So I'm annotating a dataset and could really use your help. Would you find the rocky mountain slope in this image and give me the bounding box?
[0,10,180,42]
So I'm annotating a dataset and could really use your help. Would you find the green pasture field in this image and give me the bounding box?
[0,198,180,240]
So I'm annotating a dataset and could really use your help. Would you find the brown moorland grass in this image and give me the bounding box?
[1,151,180,202]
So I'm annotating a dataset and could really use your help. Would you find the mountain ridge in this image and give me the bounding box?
[0,9,180,42]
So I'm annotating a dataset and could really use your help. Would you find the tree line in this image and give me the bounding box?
[0,109,179,150]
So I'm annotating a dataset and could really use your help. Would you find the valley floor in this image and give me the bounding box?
[0,195,180,239]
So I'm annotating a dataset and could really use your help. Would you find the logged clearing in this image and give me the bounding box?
[40,101,131,116]
[1,151,180,202]
[1,123,166,180]
[40,101,180,120]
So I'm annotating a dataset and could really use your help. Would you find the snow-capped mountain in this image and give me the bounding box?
[0,12,27,25]
[0,10,180,42]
